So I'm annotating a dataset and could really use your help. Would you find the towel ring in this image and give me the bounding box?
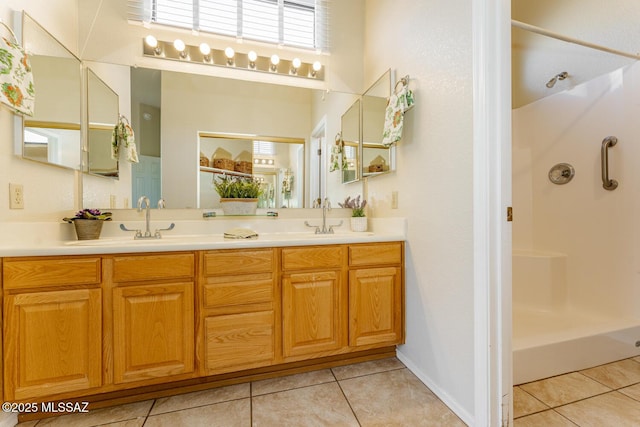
[0,20,18,44]
[394,75,410,94]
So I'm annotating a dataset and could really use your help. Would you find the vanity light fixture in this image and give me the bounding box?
[270,54,280,72]
[199,43,212,62]
[247,50,258,69]
[173,39,187,59]
[291,58,301,75]
[141,38,324,80]
[225,47,235,66]
[145,35,162,55]
[311,61,322,77]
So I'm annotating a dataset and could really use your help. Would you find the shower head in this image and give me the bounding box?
[546,71,569,88]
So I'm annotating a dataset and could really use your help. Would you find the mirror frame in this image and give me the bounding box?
[361,68,395,179]
[340,98,361,184]
[16,12,83,172]
[86,67,119,178]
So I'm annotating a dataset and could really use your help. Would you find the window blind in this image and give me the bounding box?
[128,0,328,51]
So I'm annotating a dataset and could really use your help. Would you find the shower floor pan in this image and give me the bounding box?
[513,306,640,385]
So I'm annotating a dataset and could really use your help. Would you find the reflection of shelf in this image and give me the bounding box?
[362,171,389,178]
[199,166,251,178]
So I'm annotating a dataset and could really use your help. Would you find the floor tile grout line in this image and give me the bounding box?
[331,366,362,426]
[332,365,406,382]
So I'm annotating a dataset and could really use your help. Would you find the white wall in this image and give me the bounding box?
[363,0,476,421]
[513,63,640,318]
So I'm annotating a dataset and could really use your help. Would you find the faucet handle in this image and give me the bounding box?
[120,223,142,238]
[157,198,166,208]
[153,223,175,239]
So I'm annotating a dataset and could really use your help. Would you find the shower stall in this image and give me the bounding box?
[512,59,640,384]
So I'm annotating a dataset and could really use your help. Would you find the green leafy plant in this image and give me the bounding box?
[339,195,367,217]
[214,176,263,199]
[63,208,112,223]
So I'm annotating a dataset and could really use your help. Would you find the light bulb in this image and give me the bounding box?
[173,39,186,52]
[312,61,322,72]
[292,58,302,69]
[145,35,158,48]
[225,47,235,59]
[248,50,258,62]
[270,54,280,65]
[199,43,211,56]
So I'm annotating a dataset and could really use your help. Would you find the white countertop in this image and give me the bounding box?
[0,217,406,257]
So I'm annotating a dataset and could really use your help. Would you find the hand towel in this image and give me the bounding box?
[381,84,414,147]
[0,26,35,116]
[112,116,139,163]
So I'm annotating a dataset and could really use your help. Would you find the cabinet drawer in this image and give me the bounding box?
[203,273,274,309]
[281,246,344,271]
[204,311,274,375]
[113,253,195,283]
[203,249,274,276]
[3,257,101,289]
[349,243,402,267]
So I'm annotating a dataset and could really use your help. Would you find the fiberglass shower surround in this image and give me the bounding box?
[512,62,640,384]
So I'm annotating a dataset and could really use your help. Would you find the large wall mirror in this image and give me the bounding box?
[112,66,359,209]
[87,68,119,178]
[362,69,394,178]
[20,13,82,170]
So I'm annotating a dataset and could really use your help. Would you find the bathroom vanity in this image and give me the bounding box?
[0,228,404,419]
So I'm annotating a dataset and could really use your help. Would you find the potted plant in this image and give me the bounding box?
[339,195,367,232]
[63,208,112,240]
[213,175,263,215]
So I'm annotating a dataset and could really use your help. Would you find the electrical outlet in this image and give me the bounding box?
[110,194,117,209]
[391,191,398,209]
[9,183,24,209]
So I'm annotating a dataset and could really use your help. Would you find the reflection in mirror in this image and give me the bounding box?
[362,69,394,178]
[82,66,362,209]
[341,98,360,184]
[198,133,304,209]
[87,69,119,177]
[21,13,81,170]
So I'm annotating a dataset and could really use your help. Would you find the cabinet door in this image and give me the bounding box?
[113,282,194,383]
[204,311,274,375]
[4,289,102,400]
[349,267,403,347]
[283,271,343,358]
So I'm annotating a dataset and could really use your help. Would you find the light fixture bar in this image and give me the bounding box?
[142,39,324,80]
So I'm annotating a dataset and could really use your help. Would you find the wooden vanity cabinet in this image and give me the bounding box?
[110,253,195,384]
[199,249,277,375]
[348,243,404,348]
[281,246,347,360]
[2,257,103,401]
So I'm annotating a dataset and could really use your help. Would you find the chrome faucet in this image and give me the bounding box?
[120,195,175,239]
[138,196,152,237]
[305,198,343,234]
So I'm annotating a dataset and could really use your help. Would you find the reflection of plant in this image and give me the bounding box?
[281,169,293,200]
[339,195,367,217]
[214,176,262,198]
[63,208,112,223]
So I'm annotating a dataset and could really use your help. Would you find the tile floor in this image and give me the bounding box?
[514,356,640,426]
[17,357,466,427]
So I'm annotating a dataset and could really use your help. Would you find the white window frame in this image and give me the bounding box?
[149,0,324,51]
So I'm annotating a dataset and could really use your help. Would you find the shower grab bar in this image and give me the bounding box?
[601,136,618,191]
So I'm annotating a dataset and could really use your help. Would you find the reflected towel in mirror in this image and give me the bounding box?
[112,115,139,163]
